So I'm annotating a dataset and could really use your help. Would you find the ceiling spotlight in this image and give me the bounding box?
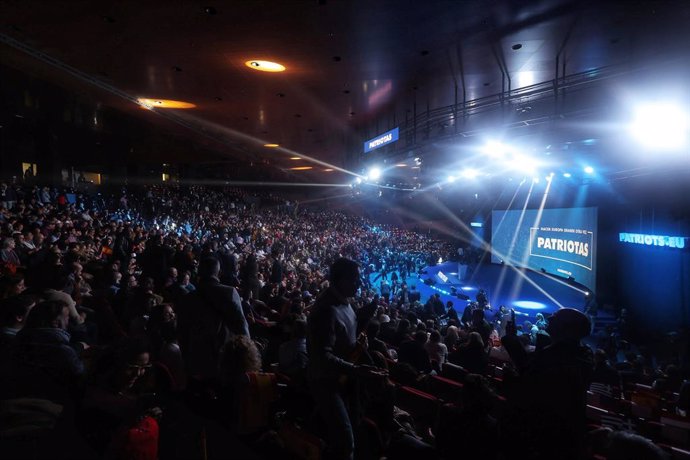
[563,172,572,178]
[245,60,286,72]
[630,102,690,150]
[583,166,594,174]
[483,140,511,158]
[368,167,382,181]
[263,143,280,148]
[289,166,313,171]
[137,98,196,109]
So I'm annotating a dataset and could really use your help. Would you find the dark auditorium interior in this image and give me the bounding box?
[1,1,690,459]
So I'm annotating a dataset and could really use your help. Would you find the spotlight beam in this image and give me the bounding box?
[418,192,564,310]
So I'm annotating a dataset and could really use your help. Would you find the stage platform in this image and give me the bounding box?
[370,261,591,323]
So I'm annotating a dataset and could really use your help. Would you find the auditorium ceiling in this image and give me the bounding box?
[2,0,690,181]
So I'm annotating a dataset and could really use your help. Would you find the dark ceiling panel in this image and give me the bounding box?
[1,0,690,178]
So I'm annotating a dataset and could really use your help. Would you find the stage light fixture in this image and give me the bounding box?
[563,172,572,178]
[483,140,510,158]
[630,102,690,150]
[368,167,382,181]
[583,166,594,174]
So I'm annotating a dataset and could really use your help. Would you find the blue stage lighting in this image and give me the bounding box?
[583,166,594,174]
[563,172,572,178]
[513,300,548,310]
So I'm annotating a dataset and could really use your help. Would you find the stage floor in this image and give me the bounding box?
[369,261,590,323]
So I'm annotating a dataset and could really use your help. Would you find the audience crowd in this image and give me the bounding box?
[0,181,687,460]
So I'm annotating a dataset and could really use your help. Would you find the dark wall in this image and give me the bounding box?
[610,208,690,336]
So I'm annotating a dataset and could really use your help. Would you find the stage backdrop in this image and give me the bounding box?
[491,207,598,291]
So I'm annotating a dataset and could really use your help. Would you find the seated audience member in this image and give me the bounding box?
[279,318,309,381]
[0,273,26,299]
[591,348,621,388]
[443,325,459,351]
[424,329,448,371]
[391,318,412,347]
[1,300,85,404]
[0,295,35,348]
[398,330,432,374]
[147,303,186,390]
[652,364,683,393]
[80,338,160,459]
[366,319,392,360]
[606,430,670,460]
[470,308,492,347]
[449,331,488,374]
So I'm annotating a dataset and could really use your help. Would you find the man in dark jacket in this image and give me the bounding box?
[307,258,383,460]
[0,300,85,404]
[178,257,249,382]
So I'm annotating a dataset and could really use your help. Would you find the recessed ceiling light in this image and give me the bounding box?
[289,157,301,160]
[290,166,312,171]
[245,60,286,72]
[264,143,280,148]
[137,98,196,109]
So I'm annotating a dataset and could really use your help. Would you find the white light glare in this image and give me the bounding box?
[563,172,572,178]
[512,155,539,173]
[584,166,594,174]
[483,140,515,158]
[367,167,382,181]
[461,168,479,179]
[355,177,362,184]
[447,175,456,183]
[630,103,690,150]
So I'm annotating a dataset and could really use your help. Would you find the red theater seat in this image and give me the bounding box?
[396,386,440,425]
[441,362,468,383]
[428,375,464,402]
